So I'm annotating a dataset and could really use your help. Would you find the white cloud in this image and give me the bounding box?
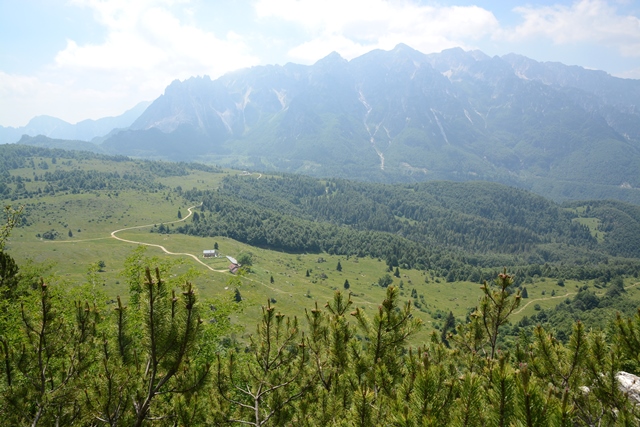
[507,0,640,57]
[616,67,640,79]
[0,72,44,99]
[60,1,259,76]
[254,0,500,62]
[0,72,61,126]
[2,0,260,125]
[5,0,640,127]
[0,71,101,126]
[0,69,156,127]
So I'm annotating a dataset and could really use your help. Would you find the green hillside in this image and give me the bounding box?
[2,144,640,424]
[1,144,639,339]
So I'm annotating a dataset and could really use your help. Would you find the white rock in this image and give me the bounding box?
[617,371,640,406]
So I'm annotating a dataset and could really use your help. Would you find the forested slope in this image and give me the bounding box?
[176,174,640,283]
[1,144,640,425]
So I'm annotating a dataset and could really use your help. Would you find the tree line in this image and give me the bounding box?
[177,174,640,280]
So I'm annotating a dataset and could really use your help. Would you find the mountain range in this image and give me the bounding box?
[0,101,150,145]
[12,44,640,203]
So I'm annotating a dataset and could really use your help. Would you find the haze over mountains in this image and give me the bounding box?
[0,101,150,145]
[10,44,640,203]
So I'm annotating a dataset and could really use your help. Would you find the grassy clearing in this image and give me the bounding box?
[4,162,639,345]
[16,196,627,344]
[566,205,606,243]
[573,217,604,242]
[8,187,640,343]
[6,185,481,342]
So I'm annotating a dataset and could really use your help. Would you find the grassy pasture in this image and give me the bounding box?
[13,199,626,344]
[4,158,640,344]
[4,182,481,342]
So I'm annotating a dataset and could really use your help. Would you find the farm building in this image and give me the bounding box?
[203,249,218,258]
[226,255,241,274]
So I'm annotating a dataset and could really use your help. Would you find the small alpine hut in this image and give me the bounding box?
[226,256,241,274]
[203,249,218,258]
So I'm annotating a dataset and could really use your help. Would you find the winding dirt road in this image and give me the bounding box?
[513,292,574,315]
[513,282,639,315]
[109,203,227,273]
[106,201,326,299]
[49,192,640,308]
[49,201,304,294]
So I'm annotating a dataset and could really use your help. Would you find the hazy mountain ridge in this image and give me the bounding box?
[98,45,640,203]
[7,45,640,203]
[500,53,640,143]
[0,101,151,145]
[15,135,105,154]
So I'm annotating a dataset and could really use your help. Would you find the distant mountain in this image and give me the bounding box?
[99,45,640,203]
[15,135,104,154]
[0,101,151,144]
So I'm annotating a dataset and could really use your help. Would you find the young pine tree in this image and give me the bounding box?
[84,268,207,426]
[478,269,522,359]
[1,279,99,426]
[215,300,308,426]
[299,292,355,426]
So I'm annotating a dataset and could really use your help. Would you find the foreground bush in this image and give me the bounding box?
[1,253,639,425]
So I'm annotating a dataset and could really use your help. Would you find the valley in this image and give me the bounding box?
[4,5,640,423]
[2,144,640,346]
[9,45,640,206]
[2,144,640,425]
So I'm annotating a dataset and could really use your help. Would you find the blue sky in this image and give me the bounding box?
[1,0,640,127]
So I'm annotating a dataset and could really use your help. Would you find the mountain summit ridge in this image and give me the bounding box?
[40,45,640,202]
[104,44,640,199]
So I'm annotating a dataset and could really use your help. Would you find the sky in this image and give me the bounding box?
[1,0,640,127]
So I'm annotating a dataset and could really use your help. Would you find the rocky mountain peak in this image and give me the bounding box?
[100,44,640,203]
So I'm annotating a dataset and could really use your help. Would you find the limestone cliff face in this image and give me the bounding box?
[101,44,640,202]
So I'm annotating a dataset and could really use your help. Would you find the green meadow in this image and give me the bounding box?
[3,147,640,345]
[7,192,636,345]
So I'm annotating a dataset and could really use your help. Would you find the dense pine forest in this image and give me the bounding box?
[1,145,640,425]
[177,173,640,283]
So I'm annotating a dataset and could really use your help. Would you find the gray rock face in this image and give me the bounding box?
[617,371,640,406]
[101,45,640,203]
